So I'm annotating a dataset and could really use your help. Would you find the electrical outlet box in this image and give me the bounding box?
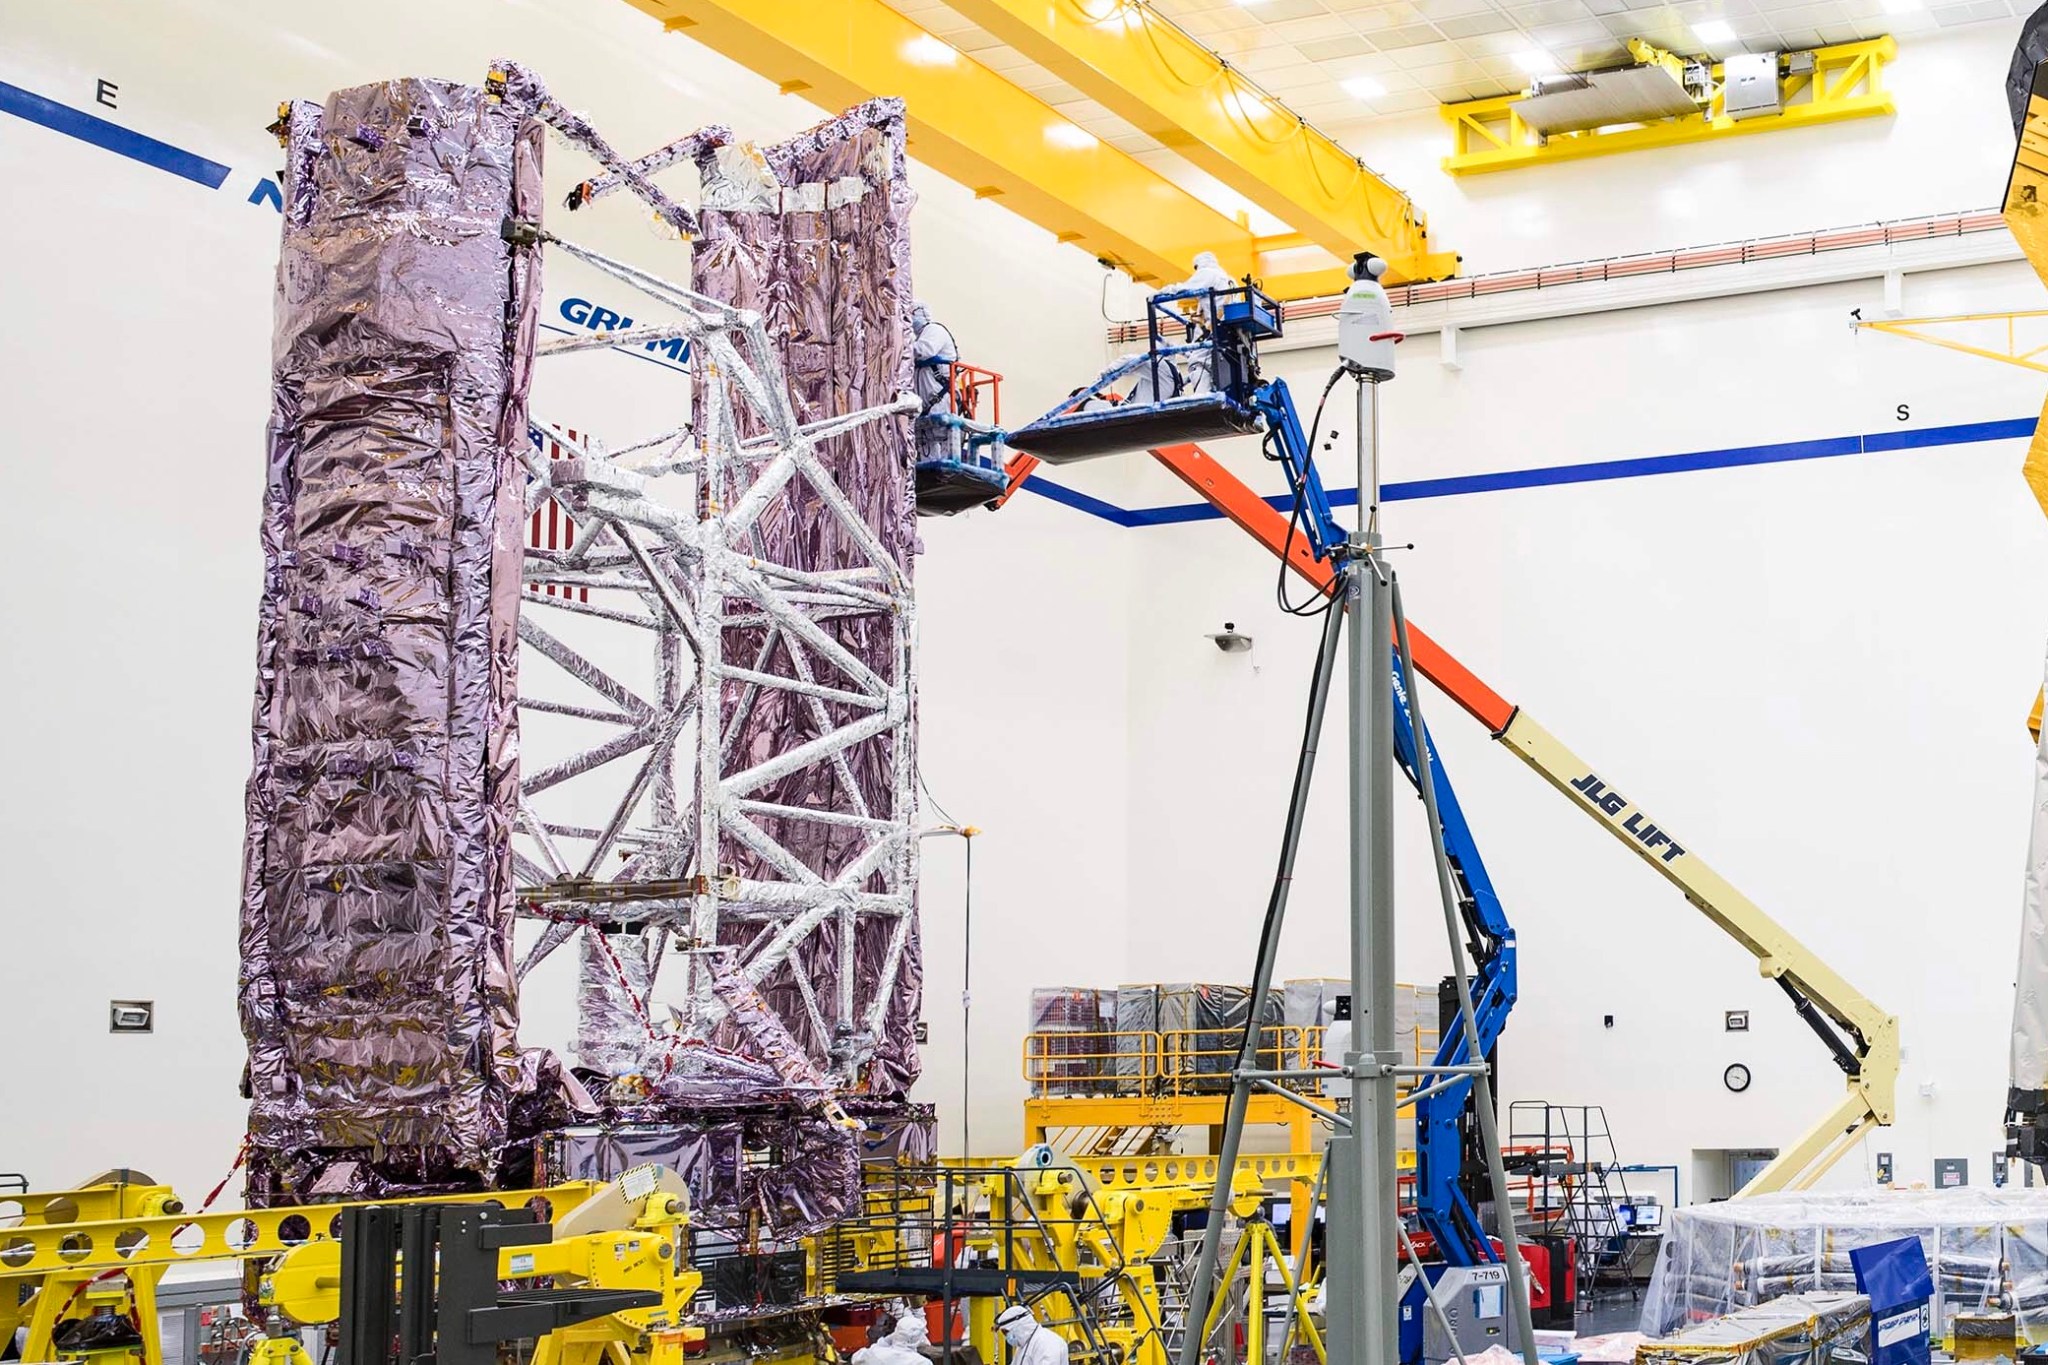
[109,999,154,1033]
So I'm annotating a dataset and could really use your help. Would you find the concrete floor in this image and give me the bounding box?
[1572,1288,1647,1337]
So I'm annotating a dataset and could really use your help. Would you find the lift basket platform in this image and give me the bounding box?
[1006,392,1261,465]
[915,456,1011,514]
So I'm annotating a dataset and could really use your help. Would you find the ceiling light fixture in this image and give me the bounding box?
[1513,48,1560,75]
[1692,18,1736,42]
[1045,122,1100,149]
[1342,74,1388,99]
[902,34,959,66]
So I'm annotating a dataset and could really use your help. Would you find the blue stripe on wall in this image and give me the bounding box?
[0,80,231,189]
[1018,475,1142,526]
[6,75,2035,529]
[1033,414,2040,528]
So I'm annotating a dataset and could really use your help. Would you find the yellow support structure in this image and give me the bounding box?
[940,0,1456,284]
[1854,309,2048,375]
[621,0,1255,285]
[1443,37,1895,175]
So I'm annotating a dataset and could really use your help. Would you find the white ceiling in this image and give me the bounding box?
[884,0,2007,140]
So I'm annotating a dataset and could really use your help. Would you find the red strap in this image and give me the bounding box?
[198,1137,251,1213]
[1370,331,1406,343]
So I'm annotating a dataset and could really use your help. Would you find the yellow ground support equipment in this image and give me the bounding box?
[0,1168,703,1365]
[1193,1214,1324,1365]
[980,1150,1284,1365]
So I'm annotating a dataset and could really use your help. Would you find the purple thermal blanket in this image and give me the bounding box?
[688,99,924,1098]
[238,78,542,1190]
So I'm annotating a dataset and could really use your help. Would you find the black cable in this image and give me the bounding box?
[1273,367,1349,618]
[1233,590,1345,1064]
[918,764,960,828]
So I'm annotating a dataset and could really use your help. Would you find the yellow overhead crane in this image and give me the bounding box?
[618,0,1457,297]
[1442,36,1896,175]
[934,0,1456,287]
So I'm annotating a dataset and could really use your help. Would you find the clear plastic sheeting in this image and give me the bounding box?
[1285,978,1349,1030]
[1638,1292,1870,1365]
[1157,983,1284,1093]
[239,76,547,1199]
[1641,1189,2048,1341]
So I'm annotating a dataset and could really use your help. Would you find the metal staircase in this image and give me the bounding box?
[1506,1102,1641,1303]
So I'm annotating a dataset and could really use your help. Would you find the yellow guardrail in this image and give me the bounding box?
[1023,1021,1442,1100]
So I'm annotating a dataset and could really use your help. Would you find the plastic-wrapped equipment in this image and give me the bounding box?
[238,77,547,1197]
[1147,983,1285,1092]
[1636,1292,1870,1365]
[1285,977,1349,1030]
[1114,984,1160,1082]
[1641,1189,2048,1342]
[1030,987,1117,1093]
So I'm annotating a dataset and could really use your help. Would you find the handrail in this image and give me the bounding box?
[1022,1021,1444,1101]
[1106,208,2008,343]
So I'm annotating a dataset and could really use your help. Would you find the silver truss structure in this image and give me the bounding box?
[509,229,920,1104]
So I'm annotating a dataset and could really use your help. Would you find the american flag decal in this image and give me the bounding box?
[528,430,589,604]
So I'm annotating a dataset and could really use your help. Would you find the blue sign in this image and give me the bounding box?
[559,297,690,364]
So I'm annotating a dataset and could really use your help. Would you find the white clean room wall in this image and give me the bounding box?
[0,0,1133,1198]
[1112,250,2048,1198]
[8,0,2048,1214]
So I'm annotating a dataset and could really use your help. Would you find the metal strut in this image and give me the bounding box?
[1176,592,1346,1365]
[1176,374,1541,1365]
[1776,975,1863,1077]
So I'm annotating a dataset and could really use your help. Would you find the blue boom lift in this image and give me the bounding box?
[1008,277,1525,1312]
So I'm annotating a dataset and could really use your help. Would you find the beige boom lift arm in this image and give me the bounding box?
[1150,440,1899,1194]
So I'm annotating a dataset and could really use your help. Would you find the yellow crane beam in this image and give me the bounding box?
[622,0,1257,286]
[940,0,1457,284]
[1443,37,1895,175]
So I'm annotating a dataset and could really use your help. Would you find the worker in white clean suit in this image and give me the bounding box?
[852,1312,932,1365]
[910,300,960,461]
[1170,249,1235,299]
[1156,251,1238,395]
[994,1303,1070,1365]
